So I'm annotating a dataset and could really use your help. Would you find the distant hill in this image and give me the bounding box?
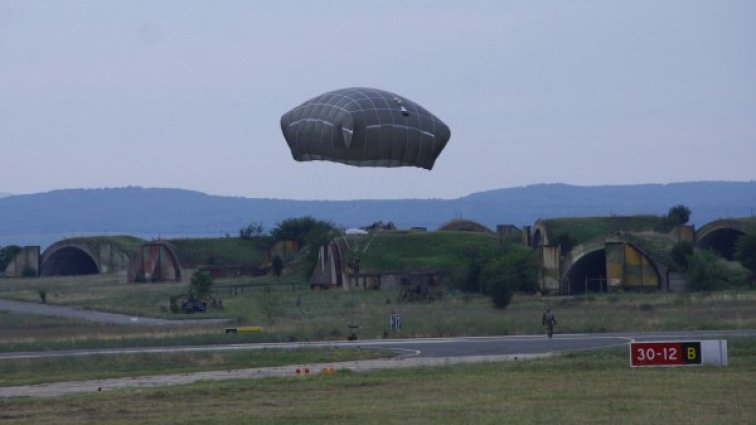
[0,193,12,198]
[1,182,754,248]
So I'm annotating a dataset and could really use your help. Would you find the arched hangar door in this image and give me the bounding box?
[40,246,99,276]
[564,248,607,294]
[697,228,745,261]
[563,242,660,294]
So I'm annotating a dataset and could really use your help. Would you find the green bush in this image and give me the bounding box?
[271,216,338,247]
[667,204,691,226]
[272,255,284,277]
[485,276,513,309]
[271,216,339,277]
[189,271,214,299]
[0,245,21,271]
[451,243,498,293]
[169,295,181,313]
[734,228,756,276]
[670,241,694,272]
[480,245,539,308]
[239,221,264,239]
[688,250,747,291]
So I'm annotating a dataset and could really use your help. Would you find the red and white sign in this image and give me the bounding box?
[629,341,701,367]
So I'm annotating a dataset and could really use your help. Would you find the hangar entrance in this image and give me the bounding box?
[563,242,660,294]
[40,247,99,276]
[697,228,745,260]
[564,249,607,294]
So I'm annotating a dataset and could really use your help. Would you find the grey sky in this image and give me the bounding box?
[1,1,754,200]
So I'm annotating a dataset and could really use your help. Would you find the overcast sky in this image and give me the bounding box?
[1,1,754,200]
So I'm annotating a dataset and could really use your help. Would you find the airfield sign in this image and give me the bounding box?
[630,340,728,367]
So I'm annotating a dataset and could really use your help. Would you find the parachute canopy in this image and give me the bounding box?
[280,87,450,170]
[344,228,369,235]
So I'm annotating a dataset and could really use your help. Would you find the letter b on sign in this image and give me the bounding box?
[681,342,701,364]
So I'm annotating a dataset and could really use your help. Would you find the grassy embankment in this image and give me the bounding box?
[540,215,668,244]
[1,339,754,424]
[167,237,268,268]
[352,230,504,273]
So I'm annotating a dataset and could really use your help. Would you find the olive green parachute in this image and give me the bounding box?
[280,87,450,170]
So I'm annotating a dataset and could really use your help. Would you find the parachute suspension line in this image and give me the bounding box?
[308,161,325,200]
[341,235,353,253]
[362,233,377,253]
[312,162,341,201]
[364,161,379,201]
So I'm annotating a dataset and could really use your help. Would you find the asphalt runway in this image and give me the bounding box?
[3,323,753,362]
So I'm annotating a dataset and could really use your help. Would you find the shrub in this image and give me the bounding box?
[442,242,501,293]
[667,204,691,225]
[480,245,539,308]
[0,245,21,271]
[659,205,692,232]
[189,270,214,299]
[271,216,338,247]
[272,255,284,277]
[271,216,340,277]
[734,228,756,276]
[670,241,694,272]
[485,277,514,309]
[169,295,181,313]
[687,250,747,291]
[239,222,264,239]
[454,248,485,293]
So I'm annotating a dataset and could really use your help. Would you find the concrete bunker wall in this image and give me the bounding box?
[532,221,549,247]
[4,246,41,277]
[135,243,182,282]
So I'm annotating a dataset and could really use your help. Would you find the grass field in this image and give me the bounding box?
[0,348,392,387]
[1,339,754,424]
[2,274,756,352]
[1,272,755,423]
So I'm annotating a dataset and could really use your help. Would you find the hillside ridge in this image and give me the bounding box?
[1,181,754,248]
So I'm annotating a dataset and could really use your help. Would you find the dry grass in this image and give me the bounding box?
[0,348,391,386]
[2,274,756,352]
